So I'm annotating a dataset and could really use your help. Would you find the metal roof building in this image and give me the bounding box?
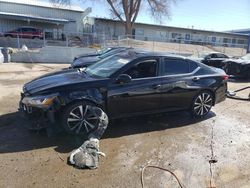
[84,17,250,50]
[0,0,91,39]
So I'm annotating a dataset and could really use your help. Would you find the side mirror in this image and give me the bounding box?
[116,74,132,84]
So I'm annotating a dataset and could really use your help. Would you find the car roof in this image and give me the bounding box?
[119,48,187,60]
[202,51,225,55]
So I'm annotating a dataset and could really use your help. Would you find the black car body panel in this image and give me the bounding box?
[20,50,227,130]
[222,58,250,78]
[72,56,100,68]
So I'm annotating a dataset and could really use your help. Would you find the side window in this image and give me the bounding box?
[189,60,198,72]
[124,59,158,79]
[205,54,211,59]
[211,54,217,58]
[217,53,228,58]
[163,59,190,75]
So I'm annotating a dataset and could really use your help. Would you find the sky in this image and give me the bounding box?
[63,0,250,31]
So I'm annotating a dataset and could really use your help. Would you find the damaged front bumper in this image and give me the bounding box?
[19,93,58,130]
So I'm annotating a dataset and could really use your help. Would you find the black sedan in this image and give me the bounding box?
[222,53,250,78]
[193,52,229,68]
[71,47,131,68]
[20,49,228,135]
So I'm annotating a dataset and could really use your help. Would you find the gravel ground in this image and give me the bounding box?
[0,63,250,188]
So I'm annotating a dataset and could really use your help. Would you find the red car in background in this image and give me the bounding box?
[4,27,43,39]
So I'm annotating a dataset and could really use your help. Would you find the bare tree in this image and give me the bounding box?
[50,0,176,35]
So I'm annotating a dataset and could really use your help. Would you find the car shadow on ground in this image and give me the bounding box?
[0,111,215,154]
[103,111,215,139]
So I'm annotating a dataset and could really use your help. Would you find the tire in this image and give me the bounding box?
[32,36,39,40]
[191,91,214,118]
[61,101,107,136]
[5,35,12,38]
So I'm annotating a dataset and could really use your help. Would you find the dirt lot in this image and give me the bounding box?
[0,63,250,188]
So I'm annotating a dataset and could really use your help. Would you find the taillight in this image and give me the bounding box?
[222,75,229,80]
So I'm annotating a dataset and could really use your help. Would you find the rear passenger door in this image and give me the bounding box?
[160,58,199,110]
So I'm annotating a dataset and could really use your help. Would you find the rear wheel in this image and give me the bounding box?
[61,101,107,136]
[191,91,214,118]
[5,35,12,38]
[32,36,40,40]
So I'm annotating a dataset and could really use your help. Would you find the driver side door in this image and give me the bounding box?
[107,58,163,118]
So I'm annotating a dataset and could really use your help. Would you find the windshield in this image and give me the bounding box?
[199,52,210,58]
[97,47,111,55]
[85,54,131,78]
[190,52,209,58]
[99,48,123,59]
[241,54,250,60]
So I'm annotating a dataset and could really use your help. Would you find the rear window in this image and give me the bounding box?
[163,59,198,75]
[217,53,228,58]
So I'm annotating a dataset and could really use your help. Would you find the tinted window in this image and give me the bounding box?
[217,53,228,58]
[99,48,122,59]
[124,60,158,79]
[163,59,190,75]
[22,28,35,32]
[189,60,198,72]
[211,54,217,58]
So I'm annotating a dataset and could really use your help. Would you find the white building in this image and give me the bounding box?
[0,0,91,39]
[84,17,249,49]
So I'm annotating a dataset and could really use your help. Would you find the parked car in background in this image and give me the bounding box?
[192,52,229,68]
[222,53,250,78]
[73,47,121,61]
[4,26,43,39]
[71,47,131,68]
[20,49,228,136]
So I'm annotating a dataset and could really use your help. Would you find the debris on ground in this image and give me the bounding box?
[69,138,105,169]
[68,107,108,169]
[227,86,250,101]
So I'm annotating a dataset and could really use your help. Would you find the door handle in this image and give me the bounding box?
[192,77,200,81]
[152,84,162,89]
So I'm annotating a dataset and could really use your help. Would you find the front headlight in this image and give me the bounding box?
[22,93,58,108]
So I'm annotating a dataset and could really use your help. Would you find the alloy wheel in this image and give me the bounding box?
[193,92,213,116]
[67,105,100,135]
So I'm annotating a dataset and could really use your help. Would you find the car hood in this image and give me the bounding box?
[23,69,105,95]
[224,58,250,65]
[72,56,100,68]
[75,53,99,59]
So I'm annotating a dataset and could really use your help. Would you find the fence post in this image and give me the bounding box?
[66,33,69,47]
[103,34,106,48]
[43,32,46,47]
[17,34,20,49]
[153,40,155,52]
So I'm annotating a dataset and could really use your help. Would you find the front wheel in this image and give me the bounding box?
[191,91,214,118]
[61,101,108,136]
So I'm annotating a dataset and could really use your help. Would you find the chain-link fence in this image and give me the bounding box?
[0,32,108,49]
[0,31,248,57]
[116,35,248,57]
